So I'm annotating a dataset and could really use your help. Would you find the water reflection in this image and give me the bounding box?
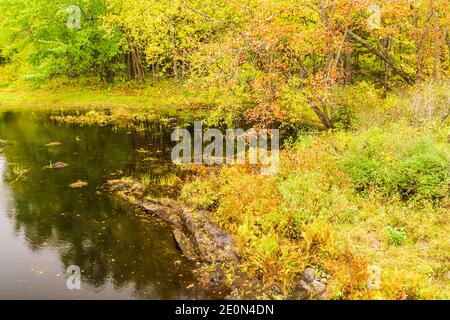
[0,111,203,299]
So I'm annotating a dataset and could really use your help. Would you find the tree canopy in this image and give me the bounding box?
[1,0,448,126]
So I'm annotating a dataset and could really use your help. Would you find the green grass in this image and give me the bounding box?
[0,79,230,112]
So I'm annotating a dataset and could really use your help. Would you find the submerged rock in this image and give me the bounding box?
[107,179,238,263]
[107,179,324,300]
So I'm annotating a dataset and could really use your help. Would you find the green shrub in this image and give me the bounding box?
[331,82,385,130]
[383,139,449,202]
[341,123,449,203]
[386,226,408,246]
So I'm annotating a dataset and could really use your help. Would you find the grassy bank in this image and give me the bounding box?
[0,81,220,125]
[178,122,449,299]
[0,80,230,111]
[1,81,448,300]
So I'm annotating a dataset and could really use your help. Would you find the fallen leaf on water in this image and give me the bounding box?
[44,161,69,169]
[136,148,149,153]
[45,141,62,147]
[68,180,88,188]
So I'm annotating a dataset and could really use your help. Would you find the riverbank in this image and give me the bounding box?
[0,81,228,112]
[175,122,449,300]
[102,120,449,300]
[106,177,329,300]
[0,83,215,127]
[0,85,448,300]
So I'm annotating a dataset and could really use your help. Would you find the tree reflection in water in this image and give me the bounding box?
[0,111,205,299]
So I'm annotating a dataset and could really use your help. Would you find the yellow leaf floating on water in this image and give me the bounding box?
[45,141,62,147]
[68,180,88,188]
[136,148,149,153]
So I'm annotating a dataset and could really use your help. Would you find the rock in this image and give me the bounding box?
[107,179,145,194]
[108,181,238,264]
[303,267,316,283]
[290,279,327,300]
[172,228,198,261]
[290,268,328,300]
[369,236,382,250]
[179,208,238,263]
[290,280,310,300]
[222,271,272,300]
[311,280,327,297]
[107,180,282,299]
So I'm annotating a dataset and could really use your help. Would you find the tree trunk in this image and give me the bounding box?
[318,2,334,70]
[171,20,178,83]
[311,101,334,129]
[446,30,450,60]
[344,49,352,84]
[348,30,415,84]
[411,4,422,83]
[127,53,133,80]
[127,45,145,83]
[433,10,440,80]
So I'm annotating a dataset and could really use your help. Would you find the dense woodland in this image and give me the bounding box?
[1,0,449,127]
[0,0,449,300]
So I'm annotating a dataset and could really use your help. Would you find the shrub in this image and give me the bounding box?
[280,81,387,130]
[331,82,385,130]
[179,179,218,210]
[386,226,408,246]
[278,172,351,239]
[341,123,449,203]
[384,140,449,202]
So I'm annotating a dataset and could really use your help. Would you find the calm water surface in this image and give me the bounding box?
[0,110,206,299]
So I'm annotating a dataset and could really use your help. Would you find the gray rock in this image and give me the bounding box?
[109,181,238,264]
[290,268,328,300]
[289,280,310,300]
[311,280,326,295]
[303,267,316,283]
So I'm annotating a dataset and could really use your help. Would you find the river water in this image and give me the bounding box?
[0,110,207,299]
